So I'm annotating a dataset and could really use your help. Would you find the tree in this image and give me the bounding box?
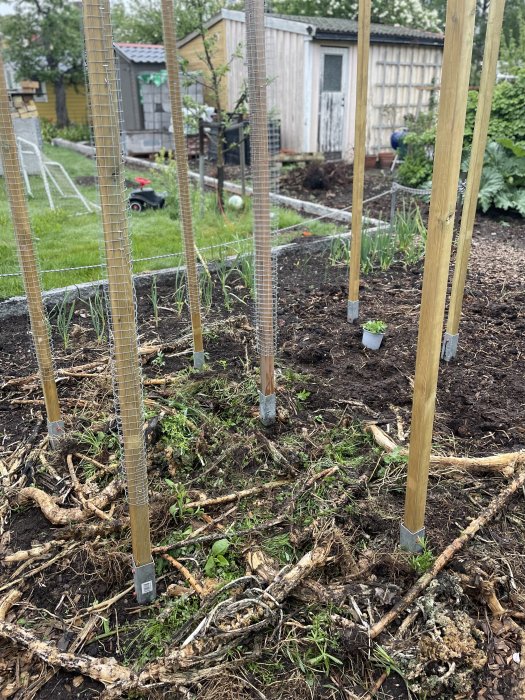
[270,0,440,31]
[112,0,225,44]
[1,0,84,127]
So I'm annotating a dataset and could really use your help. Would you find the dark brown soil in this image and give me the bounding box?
[1,181,524,699]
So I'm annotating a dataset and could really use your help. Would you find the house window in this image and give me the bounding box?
[322,54,343,92]
[4,62,20,91]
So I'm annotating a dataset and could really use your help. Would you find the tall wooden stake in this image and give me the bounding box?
[442,0,506,361]
[161,0,205,369]
[0,43,64,445]
[347,0,371,322]
[83,0,155,602]
[401,0,477,551]
[245,0,276,426]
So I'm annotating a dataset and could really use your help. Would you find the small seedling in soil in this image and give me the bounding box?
[52,293,76,350]
[235,254,255,298]
[410,538,435,575]
[173,271,186,316]
[204,538,232,577]
[296,389,311,402]
[152,350,165,368]
[149,276,160,327]
[363,320,387,334]
[200,270,213,311]
[87,289,106,343]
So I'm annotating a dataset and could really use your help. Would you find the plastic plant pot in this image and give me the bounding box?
[362,328,384,350]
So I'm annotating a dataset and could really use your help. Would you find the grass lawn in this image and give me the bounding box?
[0,145,342,299]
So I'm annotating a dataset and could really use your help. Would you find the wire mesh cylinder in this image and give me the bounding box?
[160,0,204,367]
[82,0,152,571]
[0,42,63,437]
[245,0,276,405]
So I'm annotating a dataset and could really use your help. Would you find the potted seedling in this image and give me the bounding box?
[362,320,387,350]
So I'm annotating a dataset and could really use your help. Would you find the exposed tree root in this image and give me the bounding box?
[184,480,290,510]
[368,465,525,639]
[367,424,521,476]
[4,540,65,563]
[16,478,123,525]
[162,554,204,597]
[0,590,21,621]
[0,541,333,696]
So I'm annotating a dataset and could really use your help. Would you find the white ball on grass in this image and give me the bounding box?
[227,194,244,210]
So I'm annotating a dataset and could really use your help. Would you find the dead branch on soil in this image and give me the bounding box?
[367,466,525,639]
[16,478,123,525]
[367,424,520,476]
[0,542,80,593]
[184,480,290,510]
[0,542,334,696]
[0,590,21,620]
[4,540,66,563]
[162,554,204,597]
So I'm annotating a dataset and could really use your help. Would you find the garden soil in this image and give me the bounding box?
[0,166,524,699]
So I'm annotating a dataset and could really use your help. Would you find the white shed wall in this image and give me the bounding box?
[223,12,443,159]
[367,43,442,154]
[225,16,306,153]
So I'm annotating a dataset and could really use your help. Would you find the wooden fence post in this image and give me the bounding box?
[161,0,205,369]
[347,0,371,322]
[401,0,477,551]
[442,0,506,361]
[82,0,155,602]
[0,42,63,445]
[245,0,276,426]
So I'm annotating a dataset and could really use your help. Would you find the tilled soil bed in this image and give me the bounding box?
[0,207,524,700]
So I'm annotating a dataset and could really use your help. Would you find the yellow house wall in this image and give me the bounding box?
[37,83,89,124]
[178,20,228,108]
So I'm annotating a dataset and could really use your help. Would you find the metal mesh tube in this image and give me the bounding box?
[160,0,204,369]
[82,0,153,578]
[0,42,63,442]
[245,0,276,425]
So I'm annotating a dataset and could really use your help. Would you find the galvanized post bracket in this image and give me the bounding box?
[441,332,459,362]
[47,420,65,448]
[133,559,156,604]
[347,300,359,323]
[193,351,205,370]
[259,392,276,427]
[400,523,426,553]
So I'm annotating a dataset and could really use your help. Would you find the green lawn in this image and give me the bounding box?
[0,145,341,299]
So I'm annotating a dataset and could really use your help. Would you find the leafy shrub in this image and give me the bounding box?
[464,69,525,146]
[41,118,91,143]
[397,112,436,188]
[476,139,525,216]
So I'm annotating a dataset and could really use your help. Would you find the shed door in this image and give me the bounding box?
[318,48,348,160]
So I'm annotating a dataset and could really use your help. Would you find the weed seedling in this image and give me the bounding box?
[52,293,76,350]
[236,254,255,298]
[173,271,186,316]
[410,538,434,575]
[87,289,106,343]
[204,538,232,577]
[149,276,160,327]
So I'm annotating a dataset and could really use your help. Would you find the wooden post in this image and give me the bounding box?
[82,0,155,602]
[442,0,506,362]
[245,0,276,426]
[347,0,371,322]
[0,43,64,445]
[401,0,477,551]
[161,0,205,369]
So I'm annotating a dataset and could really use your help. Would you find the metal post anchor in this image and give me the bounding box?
[47,420,65,448]
[193,351,205,370]
[133,559,156,604]
[441,332,459,362]
[400,522,426,553]
[259,392,276,427]
[347,300,359,323]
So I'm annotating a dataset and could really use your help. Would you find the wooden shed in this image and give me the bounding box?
[178,10,444,160]
[114,42,203,155]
